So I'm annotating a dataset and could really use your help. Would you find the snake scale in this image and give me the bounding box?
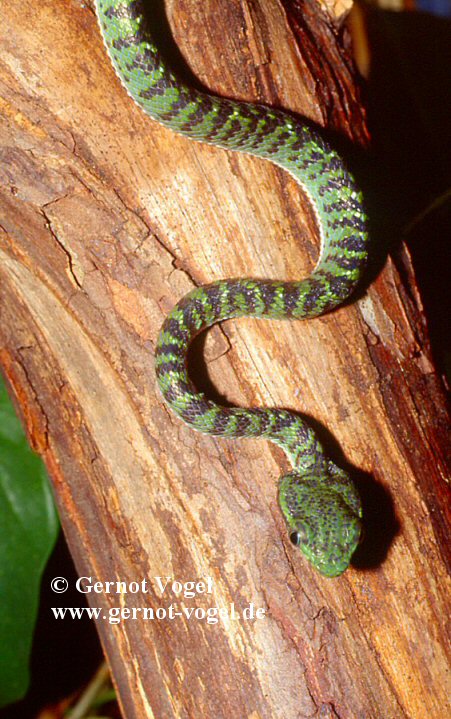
[95,0,369,577]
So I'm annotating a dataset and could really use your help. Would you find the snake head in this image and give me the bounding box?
[278,470,362,578]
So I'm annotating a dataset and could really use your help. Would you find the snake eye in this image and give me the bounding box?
[289,531,301,546]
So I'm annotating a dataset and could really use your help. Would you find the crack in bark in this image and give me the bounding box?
[40,206,84,290]
[15,346,50,452]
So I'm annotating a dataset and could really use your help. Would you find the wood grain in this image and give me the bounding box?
[0,1,449,717]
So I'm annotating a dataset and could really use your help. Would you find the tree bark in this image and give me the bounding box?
[0,1,449,718]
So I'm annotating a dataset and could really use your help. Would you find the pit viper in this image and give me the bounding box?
[95,0,368,577]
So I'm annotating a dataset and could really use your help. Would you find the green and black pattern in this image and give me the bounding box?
[95,0,367,577]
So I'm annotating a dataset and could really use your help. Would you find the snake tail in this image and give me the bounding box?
[95,0,366,577]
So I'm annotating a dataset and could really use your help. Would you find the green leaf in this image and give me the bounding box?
[0,375,59,708]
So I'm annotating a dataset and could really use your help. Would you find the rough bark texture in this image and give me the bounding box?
[0,1,449,718]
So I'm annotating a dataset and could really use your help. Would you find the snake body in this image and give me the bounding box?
[96,0,368,577]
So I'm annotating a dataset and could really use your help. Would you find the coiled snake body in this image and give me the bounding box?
[95,0,368,577]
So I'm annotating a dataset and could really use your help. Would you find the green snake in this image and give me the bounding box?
[95,0,368,577]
